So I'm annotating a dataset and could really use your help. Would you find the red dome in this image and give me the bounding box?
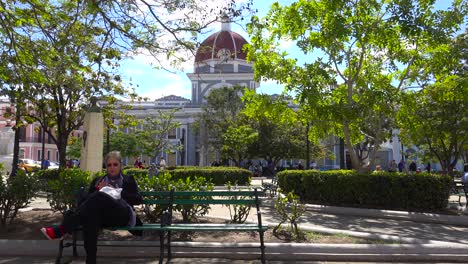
[195,30,249,63]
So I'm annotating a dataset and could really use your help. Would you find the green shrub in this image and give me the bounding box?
[173,176,215,222]
[124,168,148,179]
[171,166,251,186]
[36,169,60,180]
[225,181,251,223]
[274,191,306,241]
[46,169,92,214]
[134,171,215,223]
[35,169,60,191]
[0,170,40,227]
[135,171,174,222]
[277,170,451,211]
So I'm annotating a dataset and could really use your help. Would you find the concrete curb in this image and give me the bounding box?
[258,198,468,227]
[304,203,468,227]
[204,214,463,245]
[1,240,468,262]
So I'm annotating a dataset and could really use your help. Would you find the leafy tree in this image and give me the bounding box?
[398,30,468,172]
[0,0,254,172]
[222,123,258,167]
[89,0,254,69]
[107,131,140,159]
[197,85,247,161]
[136,109,181,164]
[0,1,139,168]
[242,90,326,167]
[246,0,466,171]
[66,136,82,161]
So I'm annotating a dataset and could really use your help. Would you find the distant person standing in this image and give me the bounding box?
[463,163,468,183]
[134,158,142,169]
[134,158,140,168]
[42,159,50,170]
[426,162,431,173]
[398,160,405,172]
[409,161,417,173]
[159,157,166,170]
[388,160,397,172]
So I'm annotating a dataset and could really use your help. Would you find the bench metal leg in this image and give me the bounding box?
[72,231,78,257]
[259,231,266,264]
[159,231,165,264]
[56,239,64,264]
[167,230,172,261]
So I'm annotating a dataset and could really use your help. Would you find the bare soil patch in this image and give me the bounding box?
[0,209,382,244]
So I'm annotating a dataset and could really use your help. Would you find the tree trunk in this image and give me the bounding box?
[10,104,21,177]
[41,128,46,169]
[342,121,362,171]
[305,123,310,170]
[339,138,345,169]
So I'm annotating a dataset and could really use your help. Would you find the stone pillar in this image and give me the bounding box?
[80,98,104,173]
[0,125,14,155]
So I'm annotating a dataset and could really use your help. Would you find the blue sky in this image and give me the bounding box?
[119,0,462,101]
[120,0,287,101]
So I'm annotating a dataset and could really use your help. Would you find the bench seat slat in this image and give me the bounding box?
[111,224,164,231]
[166,224,268,232]
[175,191,261,196]
[141,191,262,197]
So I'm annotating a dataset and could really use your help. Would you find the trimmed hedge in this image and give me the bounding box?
[277,170,452,211]
[125,167,252,186]
[171,167,251,186]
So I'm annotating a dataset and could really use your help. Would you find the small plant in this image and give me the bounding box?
[137,171,174,222]
[46,168,92,214]
[174,176,214,222]
[0,169,40,227]
[225,181,251,223]
[273,191,306,241]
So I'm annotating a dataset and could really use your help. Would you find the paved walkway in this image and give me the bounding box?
[0,256,424,264]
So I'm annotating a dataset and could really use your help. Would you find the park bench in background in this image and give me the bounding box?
[261,176,278,197]
[451,180,467,206]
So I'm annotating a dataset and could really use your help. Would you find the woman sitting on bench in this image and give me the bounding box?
[40,151,143,264]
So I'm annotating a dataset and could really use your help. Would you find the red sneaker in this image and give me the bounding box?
[40,226,64,240]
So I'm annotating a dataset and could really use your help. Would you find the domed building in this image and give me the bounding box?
[115,17,259,167]
[188,17,259,106]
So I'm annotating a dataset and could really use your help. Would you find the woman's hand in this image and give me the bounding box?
[96,180,109,190]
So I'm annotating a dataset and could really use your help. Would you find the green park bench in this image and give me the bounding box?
[450,180,468,206]
[55,188,268,264]
[261,176,278,197]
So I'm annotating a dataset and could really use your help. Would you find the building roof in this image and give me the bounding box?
[194,30,249,63]
[154,95,191,102]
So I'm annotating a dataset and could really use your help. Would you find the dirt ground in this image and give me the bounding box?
[0,209,380,244]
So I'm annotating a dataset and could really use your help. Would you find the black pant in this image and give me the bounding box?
[62,192,130,264]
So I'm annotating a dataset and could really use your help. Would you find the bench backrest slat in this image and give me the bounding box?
[144,199,258,205]
[171,191,260,196]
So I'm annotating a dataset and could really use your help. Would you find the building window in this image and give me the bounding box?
[20,149,25,159]
[37,149,42,161]
[168,128,176,139]
[56,152,59,162]
[47,150,51,160]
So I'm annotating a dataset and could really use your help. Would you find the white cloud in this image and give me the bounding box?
[279,39,293,50]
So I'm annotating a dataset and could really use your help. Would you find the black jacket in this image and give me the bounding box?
[89,174,143,206]
[88,174,144,235]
